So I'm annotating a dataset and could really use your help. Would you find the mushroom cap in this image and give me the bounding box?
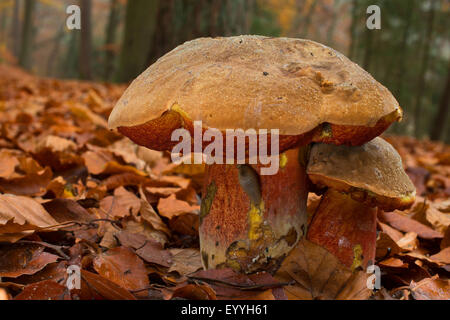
[306,137,416,211]
[109,36,401,151]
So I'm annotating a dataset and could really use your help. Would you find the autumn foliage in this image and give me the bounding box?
[0,65,449,300]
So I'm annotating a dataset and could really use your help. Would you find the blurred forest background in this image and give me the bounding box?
[0,0,448,142]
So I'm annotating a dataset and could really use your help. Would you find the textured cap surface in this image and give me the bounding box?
[109,36,401,136]
[307,137,416,204]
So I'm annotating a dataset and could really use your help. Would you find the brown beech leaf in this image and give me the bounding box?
[375,232,402,259]
[122,219,168,246]
[0,149,20,179]
[0,166,52,196]
[188,268,286,300]
[0,194,59,241]
[410,276,450,300]
[429,247,450,265]
[396,232,419,251]
[0,243,59,278]
[441,227,450,249]
[377,221,404,242]
[12,261,68,285]
[33,135,82,170]
[170,283,217,300]
[139,198,170,236]
[379,211,443,239]
[14,280,71,300]
[135,241,173,267]
[93,246,149,291]
[168,248,203,276]
[157,194,200,219]
[99,186,140,219]
[79,269,137,300]
[275,239,371,300]
[42,198,93,225]
[378,257,409,268]
[115,230,172,267]
[101,172,149,191]
[0,288,10,300]
[82,149,147,177]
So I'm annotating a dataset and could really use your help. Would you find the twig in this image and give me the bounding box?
[17,240,70,260]
[186,275,294,291]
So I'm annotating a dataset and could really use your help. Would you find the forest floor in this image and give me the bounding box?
[0,64,449,300]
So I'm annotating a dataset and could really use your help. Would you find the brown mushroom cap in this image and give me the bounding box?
[108,36,401,150]
[307,137,416,211]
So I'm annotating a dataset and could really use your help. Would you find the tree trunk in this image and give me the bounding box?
[430,62,450,141]
[413,0,436,137]
[115,0,159,83]
[393,1,414,100]
[362,28,374,72]
[19,0,36,70]
[348,1,359,60]
[103,0,121,81]
[208,0,222,37]
[301,0,318,38]
[10,0,21,58]
[62,29,80,78]
[326,0,341,46]
[46,26,65,77]
[79,0,92,80]
[148,0,175,64]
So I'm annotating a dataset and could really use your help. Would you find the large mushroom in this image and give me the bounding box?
[108,36,403,273]
[306,137,416,269]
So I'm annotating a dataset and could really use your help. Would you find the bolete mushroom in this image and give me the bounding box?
[306,137,416,270]
[108,36,403,273]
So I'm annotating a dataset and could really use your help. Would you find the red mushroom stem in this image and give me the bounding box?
[306,189,377,270]
[199,148,308,273]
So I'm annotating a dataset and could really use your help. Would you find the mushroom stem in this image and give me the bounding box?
[199,148,308,274]
[306,189,377,270]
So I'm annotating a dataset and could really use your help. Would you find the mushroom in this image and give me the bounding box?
[306,137,416,269]
[108,36,403,273]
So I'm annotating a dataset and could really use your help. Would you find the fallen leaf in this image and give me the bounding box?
[396,232,419,251]
[379,211,443,239]
[93,246,149,291]
[0,243,59,278]
[0,194,59,241]
[14,280,70,300]
[170,283,217,300]
[430,247,450,264]
[79,269,137,300]
[168,248,202,276]
[275,239,371,300]
[410,276,450,300]
[99,186,140,219]
[157,194,200,219]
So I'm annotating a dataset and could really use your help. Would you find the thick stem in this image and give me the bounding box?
[199,148,308,274]
[306,189,377,270]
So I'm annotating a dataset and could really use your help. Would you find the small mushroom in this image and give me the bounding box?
[108,36,405,273]
[306,137,416,269]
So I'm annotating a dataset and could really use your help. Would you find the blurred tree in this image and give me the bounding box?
[46,26,65,77]
[62,29,80,78]
[19,0,36,70]
[348,0,359,60]
[148,0,255,64]
[301,0,318,37]
[10,0,21,58]
[103,0,121,80]
[430,62,450,141]
[115,0,159,83]
[392,0,414,101]
[79,0,92,80]
[413,0,436,137]
[148,0,175,64]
